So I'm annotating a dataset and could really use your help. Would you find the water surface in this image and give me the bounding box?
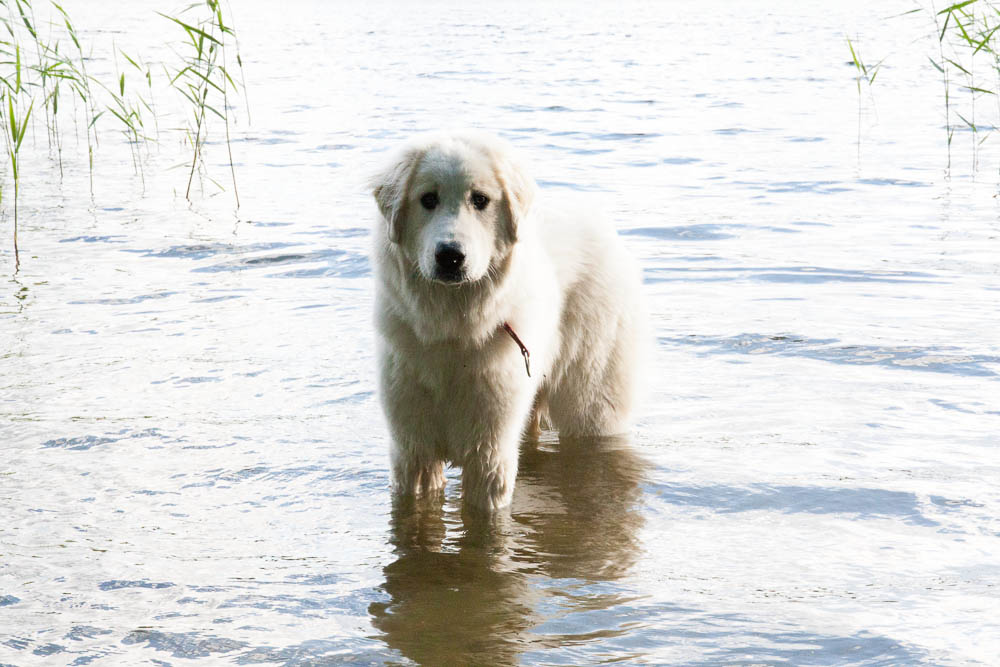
[2,1,999,665]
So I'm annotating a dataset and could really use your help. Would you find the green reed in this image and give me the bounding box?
[852,1,1000,172]
[847,35,884,156]
[1,44,33,273]
[920,0,1000,171]
[161,0,244,206]
[1,0,245,274]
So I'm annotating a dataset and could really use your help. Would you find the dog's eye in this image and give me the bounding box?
[420,192,439,210]
[471,192,490,211]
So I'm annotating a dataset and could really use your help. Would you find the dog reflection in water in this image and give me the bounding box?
[369,436,648,665]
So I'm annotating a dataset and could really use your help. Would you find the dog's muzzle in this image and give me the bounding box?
[434,242,466,283]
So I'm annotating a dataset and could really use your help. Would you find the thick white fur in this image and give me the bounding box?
[371,130,646,512]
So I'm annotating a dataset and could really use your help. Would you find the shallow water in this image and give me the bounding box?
[2,0,1000,665]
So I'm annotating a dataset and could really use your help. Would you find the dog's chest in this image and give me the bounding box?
[403,336,529,450]
[410,335,518,396]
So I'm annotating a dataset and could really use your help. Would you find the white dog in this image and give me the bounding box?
[371,130,646,511]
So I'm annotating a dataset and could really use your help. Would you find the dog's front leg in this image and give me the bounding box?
[459,385,534,512]
[462,366,538,512]
[380,355,448,500]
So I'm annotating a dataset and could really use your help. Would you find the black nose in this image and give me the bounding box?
[434,242,465,280]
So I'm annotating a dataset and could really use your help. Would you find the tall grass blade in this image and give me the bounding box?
[938,0,979,15]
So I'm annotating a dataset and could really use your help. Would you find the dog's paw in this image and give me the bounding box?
[461,461,516,513]
[392,459,447,498]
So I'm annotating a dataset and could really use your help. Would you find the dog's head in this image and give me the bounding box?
[372,131,536,285]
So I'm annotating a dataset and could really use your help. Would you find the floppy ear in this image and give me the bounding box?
[372,147,421,244]
[495,154,537,243]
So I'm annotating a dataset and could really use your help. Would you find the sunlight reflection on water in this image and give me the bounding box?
[2,0,999,665]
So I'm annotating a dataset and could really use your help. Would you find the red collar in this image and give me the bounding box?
[502,322,531,377]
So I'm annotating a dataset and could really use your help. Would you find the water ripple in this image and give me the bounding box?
[42,428,169,450]
[121,630,246,659]
[646,482,940,526]
[191,248,369,278]
[126,242,296,260]
[623,225,735,241]
[645,265,941,284]
[98,580,176,591]
[662,333,999,377]
[68,291,178,306]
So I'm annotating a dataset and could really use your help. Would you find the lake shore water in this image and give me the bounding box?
[2,1,999,664]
